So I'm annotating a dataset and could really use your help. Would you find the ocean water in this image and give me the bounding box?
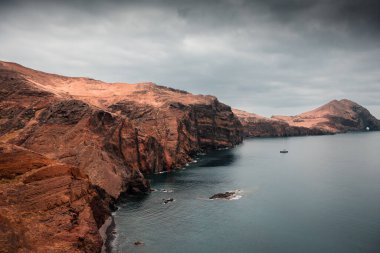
[112,132,380,253]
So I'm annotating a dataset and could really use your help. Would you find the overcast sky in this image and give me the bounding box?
[1,0,379,117]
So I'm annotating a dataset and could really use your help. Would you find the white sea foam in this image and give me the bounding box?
[229,194,242,200]
[160,189,173,193]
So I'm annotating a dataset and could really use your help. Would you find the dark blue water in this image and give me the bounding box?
[113,132,380,253]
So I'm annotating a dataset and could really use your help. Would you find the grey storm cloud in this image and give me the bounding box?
[1,0,380,117]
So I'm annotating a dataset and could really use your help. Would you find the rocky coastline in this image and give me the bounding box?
[0,61,243,252]
[1,61,379,252]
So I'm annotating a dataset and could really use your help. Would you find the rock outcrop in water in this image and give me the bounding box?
[233,100,380,137]
[0,61,243,251]
[209,192,236,200]
[209,190,242,200]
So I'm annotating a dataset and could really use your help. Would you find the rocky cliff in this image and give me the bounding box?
[0,143,114,253]
[232,109,327,137]
[0,61,243,252]
[233,99,380,137]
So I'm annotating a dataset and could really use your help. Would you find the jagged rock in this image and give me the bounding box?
[0,143,112,253]
[162,198,174,204]
[209,192,236,200]
[134,240,145,246]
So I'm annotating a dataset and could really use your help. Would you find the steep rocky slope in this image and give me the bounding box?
[232,109,326,137]
[0,143,113,253]
[233,99,380,137]
[0,60,243,195]
[0,61,243,251]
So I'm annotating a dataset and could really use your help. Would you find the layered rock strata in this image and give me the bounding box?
[0,143,113,253]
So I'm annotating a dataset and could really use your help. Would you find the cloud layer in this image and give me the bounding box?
[1,0,380,116]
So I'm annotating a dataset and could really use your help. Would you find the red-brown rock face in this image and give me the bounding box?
[0,61,243,195]
[0,144,112,253]
[107,91,243,173]
[0,61,243,251]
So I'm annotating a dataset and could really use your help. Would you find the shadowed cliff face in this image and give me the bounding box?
[233,99,380,137]
[108,96,243,173]
[0,143,113,253]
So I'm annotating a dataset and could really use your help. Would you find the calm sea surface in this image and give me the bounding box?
[112,132,380,253]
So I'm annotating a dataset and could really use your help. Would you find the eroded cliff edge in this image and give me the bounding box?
[0,61,243,252]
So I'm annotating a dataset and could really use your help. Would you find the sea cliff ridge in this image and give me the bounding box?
[1,61,379,252]
[0,61,243,252]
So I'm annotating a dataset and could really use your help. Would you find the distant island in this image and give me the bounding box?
[1,61,379,252]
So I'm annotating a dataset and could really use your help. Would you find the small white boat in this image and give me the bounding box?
[280,149,288,153]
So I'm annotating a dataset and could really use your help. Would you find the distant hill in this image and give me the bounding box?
[234,99,380,137]
[272,99,380,133]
